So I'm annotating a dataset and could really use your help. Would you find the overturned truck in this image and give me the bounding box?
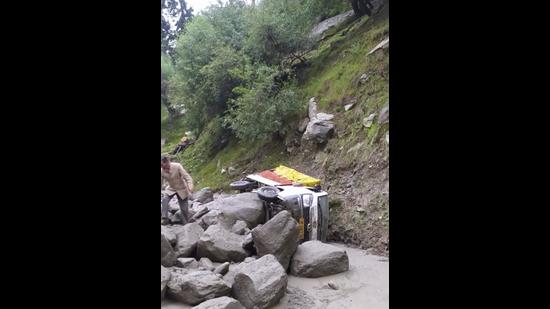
[230,165,329,242]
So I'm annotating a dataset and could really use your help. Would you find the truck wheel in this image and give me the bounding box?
[230,180,253,191]
[257,186,279,202]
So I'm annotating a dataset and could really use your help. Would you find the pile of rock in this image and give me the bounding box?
[161,192,350,308]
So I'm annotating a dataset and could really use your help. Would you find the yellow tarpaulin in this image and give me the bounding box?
[273,165,321,187]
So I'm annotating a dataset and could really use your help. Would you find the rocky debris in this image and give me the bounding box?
[362,113,377,128]
[378,103,389,124]
[252,210,299,270]
[191,296,245,309]
[355,207,366,213]
[167,270,231,305]
[192,187,214,204]
[199,257,216,271]
[233,254,288,309]
[161,225,177,246]
[368,37,389,55]
[241,233,255,254]
[309,10,354,39]
[386,132,389,144]
[344,103,355,111]
[201,193,265,229]
[173,222,205,257]
[161,233,177,267]
[176,257,200,269]
[231,220,248,235]
[290,241,349,278]
[161,265,171,299]
[302,98,335,144]
[214,262,230,275]
[328,282,339,290]
[197,225,248,263]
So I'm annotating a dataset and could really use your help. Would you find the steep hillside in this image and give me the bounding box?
[162,4,389,255]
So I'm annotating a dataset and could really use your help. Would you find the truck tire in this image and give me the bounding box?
[257,186,279,203]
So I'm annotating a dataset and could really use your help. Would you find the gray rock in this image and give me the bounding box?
[199,209,222,230]
[199,257,216,271]
[161,233,177,267]
[251,210,299,270]
[309,10,354,39]
[307,97,318,119]
[231,220,248,235]
[290,241,349,278]
[169,210,183,224]
[316,112,335,121]
[363,113,377,128]
[191,296,245,309]
[161,225,177,246]
[192,205,210,222]
[173,222,205,257]
[298,117,310,133]
[241,233,255,254]
[214,262,230,275]
[201,193,265,229]
[161,265,171,299]
[302,120,335,144]
[344,103,355,111]
[368,37,389,55]
[167,270,231,305]
[176,257,200,269]
[197,225,248,263]
[378,104,389,124]
[193,188,214,204]
[222,258,256,287]
[233,255,288,309]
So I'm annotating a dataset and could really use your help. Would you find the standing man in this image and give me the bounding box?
[161,155,194,225]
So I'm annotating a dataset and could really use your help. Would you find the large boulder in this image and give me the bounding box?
[172,222,205,257]
[161,233,177,267]
[161,225,177,246]
[199,209,222,230]
[192,187,214,204]
[309,10,354,39]
[197,225,248,263]
[251,210,299,270]
[201,193,265,229]
[222,258,256,287]
[191,296,245,309]
[290,241,349,278]
[233,254,288,309]
[161,265,171,299]
[167,270,231,305]
[302,98,335,144]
